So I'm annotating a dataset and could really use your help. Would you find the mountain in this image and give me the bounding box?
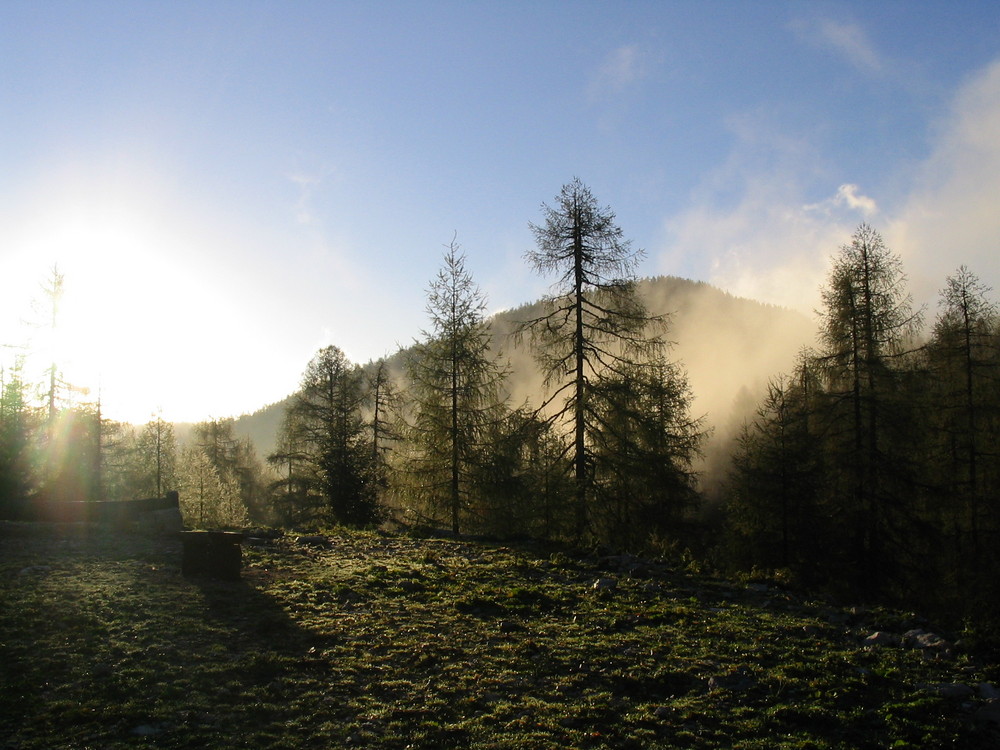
[226,276,818,474]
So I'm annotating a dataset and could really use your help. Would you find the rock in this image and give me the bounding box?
[864,631,901,647]
[653,705,672,719]
[918,683,974,699]
[708,667,756,692]
[978,683,1000,701]
[903,629,952,652]
[746,583,769,593]
[130,724,163,736]
[18,565,52,576]
[592,577,618,591]
[295,535,330,547]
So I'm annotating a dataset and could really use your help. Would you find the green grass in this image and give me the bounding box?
[1,523,998,749]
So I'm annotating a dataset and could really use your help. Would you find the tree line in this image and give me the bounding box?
[726,223,1000,636]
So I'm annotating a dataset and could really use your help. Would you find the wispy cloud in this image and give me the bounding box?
[790,16,886,76]
[287,171,323,225]
[588,44,645,101]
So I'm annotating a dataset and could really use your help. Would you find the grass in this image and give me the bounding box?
[1,523,998,749]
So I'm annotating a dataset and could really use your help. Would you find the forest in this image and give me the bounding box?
[2,179,999,642]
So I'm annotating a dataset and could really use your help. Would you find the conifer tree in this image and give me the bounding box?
[816,223,921,595]
[926,267,999,566]
[518,178,692,541]
[275,346,378,527]
[404,239,507,534]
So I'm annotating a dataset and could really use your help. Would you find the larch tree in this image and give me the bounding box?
[404,238,508,534]
[927,266,999,565]
[817,223,922,596]
[138,414,177,498]
[367,357,401,505]
[518,178,685,540]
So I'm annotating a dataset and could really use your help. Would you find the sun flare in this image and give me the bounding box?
[1,199,217,424]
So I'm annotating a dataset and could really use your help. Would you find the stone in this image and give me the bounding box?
[295,535,331,547]
[592,577,618,591]
[903,629,952,652]
[864,631,900,647]
[918,683,974,699]
[18,565,52,576]
[978,683,1000,701]
[130,724,163,736]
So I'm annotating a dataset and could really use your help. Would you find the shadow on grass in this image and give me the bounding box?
[0,526,321,749]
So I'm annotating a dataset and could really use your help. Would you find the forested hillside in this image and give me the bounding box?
[230,274,815,470]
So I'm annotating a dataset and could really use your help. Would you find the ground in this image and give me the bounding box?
[1,523,998,749]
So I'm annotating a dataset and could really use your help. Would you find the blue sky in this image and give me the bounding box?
[2,1,999,423]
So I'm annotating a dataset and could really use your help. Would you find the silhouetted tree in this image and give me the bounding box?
[727,364,824,574]
[518,178,681,540]
[367,357,401,505]
[590,356,705,548]
[815,223,921,595]
[926,267,999,560]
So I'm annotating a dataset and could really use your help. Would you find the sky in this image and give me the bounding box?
[2,1,999,424]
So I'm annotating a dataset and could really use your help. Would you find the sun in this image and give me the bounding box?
[0,200,203,425]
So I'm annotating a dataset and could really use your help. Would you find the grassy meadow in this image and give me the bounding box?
[1,523,998,749]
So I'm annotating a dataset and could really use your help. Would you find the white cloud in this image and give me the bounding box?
[805,183,878,218]
[886,59,1000,306]
[660,58,1000,320]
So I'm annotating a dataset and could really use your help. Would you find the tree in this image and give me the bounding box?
[140,414,177,498]
[273,346,378,527]
[925,267,999,572]
[404,238,508,534]
[590,356,705,548]
[367,357,401,505]
[0,360,34,518]
[726,363,824,575]
[193,417,270,523]
[518,178,683,540]
[816,223,922,596]
[177,443,246,528]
